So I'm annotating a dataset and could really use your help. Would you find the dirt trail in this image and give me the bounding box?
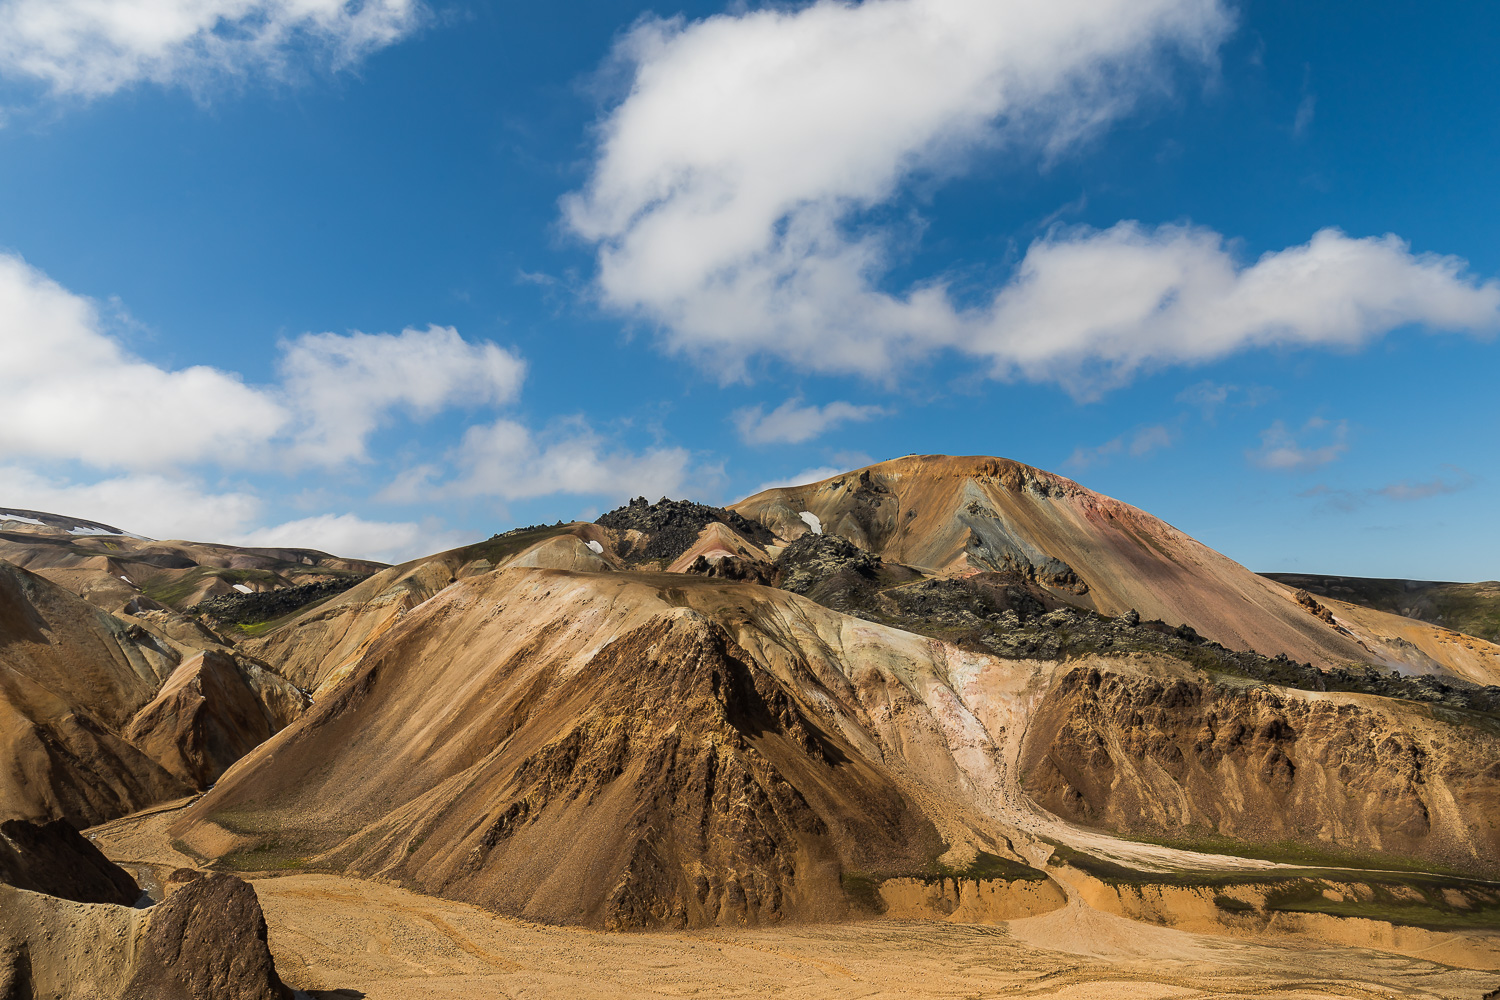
[86,805,1497,999]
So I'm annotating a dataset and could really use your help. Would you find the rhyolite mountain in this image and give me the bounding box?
[150,455,1500,935]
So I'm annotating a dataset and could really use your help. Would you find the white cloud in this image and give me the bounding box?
[751,466,846,495]
[1249,417,1348,472]
[0,254,528,472]
[565,0,1231,377]
[279,325,525,466]
[227,512,465,564]
[567,1,1500,393]
[733,397,884,445]
[448,417,700,503]
[0,465,263,540]
[0,0,419,97]
[971,225,1500,396]
[0,253,289,469]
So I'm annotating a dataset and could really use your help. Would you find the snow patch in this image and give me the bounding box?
[70,526,123,536]
[585,540,604,554]
[798,511,823,534]
[119,575,133,585]
[1,514,44,526]
[232,584,254,594]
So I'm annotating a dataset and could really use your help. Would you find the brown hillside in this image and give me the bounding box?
[0,558,310,825]
[172,568,958,929]
[173,560,1500,935]
[0,559,188,824]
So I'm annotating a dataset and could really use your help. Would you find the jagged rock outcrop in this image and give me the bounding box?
[771,531,912,611]
[597,497,773,565]
[0,818,140,905]
[186,577,366,630]
[1295,588,1340,626]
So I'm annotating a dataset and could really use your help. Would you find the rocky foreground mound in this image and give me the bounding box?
[0,819,291,999]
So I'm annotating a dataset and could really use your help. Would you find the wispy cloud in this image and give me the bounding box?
[752,466,847,495]
[733,398,886,446]
[1300,466,1476,512]
[1176,380,1276,419]
[227,513,466,564]
[1067,423,1177,470]
[1293,93,1316,138]
[1249,417,1349,471]
[1176,380,1231,417]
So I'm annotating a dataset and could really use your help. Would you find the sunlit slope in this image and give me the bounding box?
[173,568,971,929]
[173,562,1500,932]
[732,455,1486,675]
[0,560,187,823]
[240,524,616,693]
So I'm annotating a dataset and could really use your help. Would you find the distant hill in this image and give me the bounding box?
[1263,573,1500,643]
[0,507,383,614]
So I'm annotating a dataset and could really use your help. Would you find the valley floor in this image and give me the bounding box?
[89,802,1500,1000]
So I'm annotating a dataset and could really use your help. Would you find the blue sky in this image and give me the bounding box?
[0,0,1495,579]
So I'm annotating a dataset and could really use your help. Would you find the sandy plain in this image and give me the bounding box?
[90,800,1500,1000]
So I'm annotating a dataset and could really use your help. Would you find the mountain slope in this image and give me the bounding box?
[172,568,969,929]
[237,525,612,693]
[732,455,1500,682]
[0,558,309,825]
[171,559,1500,932]
[0,559,188,824]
